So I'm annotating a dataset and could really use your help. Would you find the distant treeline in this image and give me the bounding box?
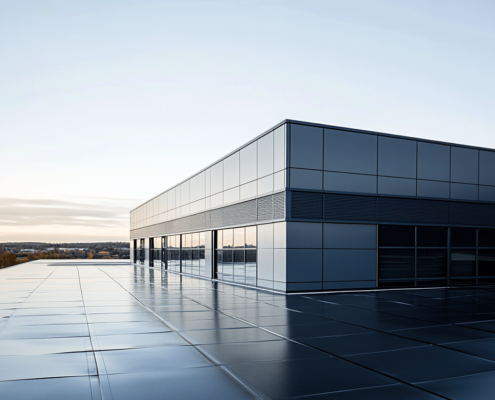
[0,242,130,269]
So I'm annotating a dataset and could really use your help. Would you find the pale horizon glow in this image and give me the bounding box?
[1,0,494,242]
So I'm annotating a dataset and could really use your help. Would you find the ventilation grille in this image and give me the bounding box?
[291,192,323,219]
[451,203,495,226]
[325,194,377,221]
[131,193,285,239]
[378,198,449,224]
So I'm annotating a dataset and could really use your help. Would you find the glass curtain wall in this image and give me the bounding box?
[167,235,181,272]
[216,226,256,285]
[149,238,162,268]
[180,232,206,276]
[137,239,144,265]
[379,226,495,287]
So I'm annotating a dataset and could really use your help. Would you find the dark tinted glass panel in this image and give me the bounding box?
[417,249,447,278]
[479,229,495,248]
[223,250,233,264]
[451,278,476,285]
[378,249,415,280]
[234,249,245,263]
[245,226,257,248]
[451,228,476,247]
[417,227,447,247]
[479,250,495,277]
[379,225,415,247]
[451,249,476,277]
[245,250,256,266]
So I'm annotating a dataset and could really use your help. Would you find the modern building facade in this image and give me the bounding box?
[130,120,495,292]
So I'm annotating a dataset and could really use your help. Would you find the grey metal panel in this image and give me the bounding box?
[240,142,257,185]
[223,153,240,190]
[273,192,285,219]
[286,249,322,282]
[479,151,495,186]
[273,222,286,248]
[257,279,274,289]
[290,168,323,190]
[324,129,377,174]
[286,222,323,249]
[323,223,376,249]
[323,249,376,281]
[257,224,274,249]
[258,131,274,178]
[417,180,450,199]
[257,248,273,281]
[378,177,416,196]
[417,142,450,182]
[378,136,417,179]
[324,172,377,194]
[289,124,323,169]
[257,175,273,195]
[451,147,478,184]
[451,183,478,201]
[479,186,495,202]
[273,249,286,282]
[274,125,285,172]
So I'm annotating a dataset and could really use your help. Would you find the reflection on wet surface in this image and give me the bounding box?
[2,261,495,399]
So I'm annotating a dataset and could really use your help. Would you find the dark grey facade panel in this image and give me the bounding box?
[131,193,284,239]
[289,190,495,227]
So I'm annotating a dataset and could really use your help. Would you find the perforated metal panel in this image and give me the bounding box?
[451,202,495,226]
[378,197,449,224]
[130,193,285,239]
[291,192,323,219]
[325,194,377,221]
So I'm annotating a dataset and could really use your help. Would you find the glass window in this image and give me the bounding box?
[479,229,495,248]
[379,225,415,247]
[217,230,223,249]
[417,249,447,278]
[417,227,447,247]
[185,234,192,248]
[200,232,206,248]
[223,229,233,248]
[451,228,476,247]
[245,226,256,248]
[234,228,244,248]
[378,249,415,280]
[192,233,200,248]
[451,250,476,278]
[479,250,495,277]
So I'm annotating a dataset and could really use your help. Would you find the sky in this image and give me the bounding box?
[1,0,494,242]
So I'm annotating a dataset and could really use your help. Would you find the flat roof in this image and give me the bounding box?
[2,259,495,399]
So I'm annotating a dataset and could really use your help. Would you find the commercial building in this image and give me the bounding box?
[130,120,495,292]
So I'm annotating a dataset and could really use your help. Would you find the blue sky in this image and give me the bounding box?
[1,0,494,241]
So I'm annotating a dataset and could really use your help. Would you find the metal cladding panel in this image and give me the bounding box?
[325,193,377,221]
[451,202,495,226]
[130,193,285,239]
[273,192,285,219]
[291,192,323,220]
[378,197,450,224]
[257,195,274,221]
[289,190,495,228]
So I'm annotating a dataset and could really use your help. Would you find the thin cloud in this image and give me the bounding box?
[0,197,134,228]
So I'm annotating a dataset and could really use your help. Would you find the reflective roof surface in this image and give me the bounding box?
[2,260,495,399]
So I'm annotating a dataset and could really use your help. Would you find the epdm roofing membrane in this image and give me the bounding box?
[1,260,495,399]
